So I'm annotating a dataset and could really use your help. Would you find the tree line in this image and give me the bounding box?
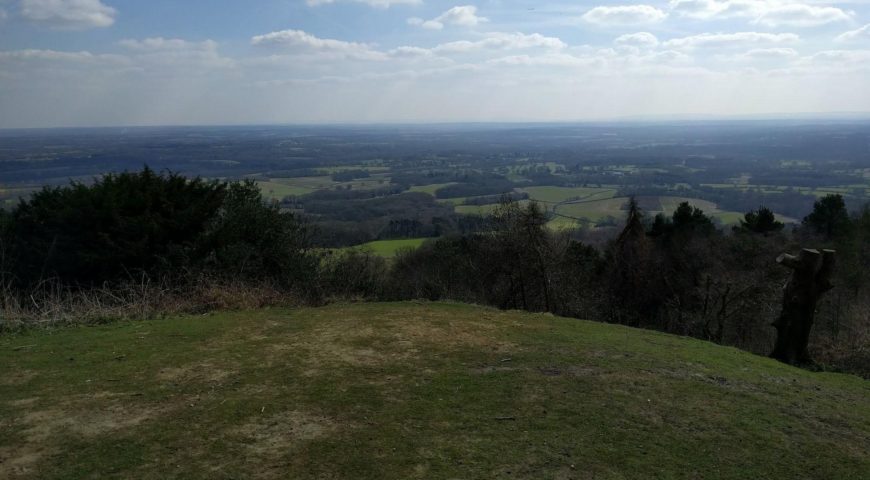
[1,168,868,377]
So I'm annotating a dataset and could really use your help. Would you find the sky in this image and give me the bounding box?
[1,0,870,128]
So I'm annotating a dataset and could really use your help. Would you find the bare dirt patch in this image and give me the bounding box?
[157,362,235,385]
[230,410,343,461]
[0,370,36,386]
[270,314,517,374]
[1,395,165,478]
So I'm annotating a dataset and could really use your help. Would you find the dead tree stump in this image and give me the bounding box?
[770,248,835,365]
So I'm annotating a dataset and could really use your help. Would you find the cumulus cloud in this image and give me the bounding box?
[741,48,799,59]
[119,38,218,52]
[306,0,421,8]
[20,0,117,30]
[664,32,800,50]
[388,46,433,58]
[582,5,668,26]
[725,47,799,63]
[117,37,233,69]
[487,53,600,68]
[754,4,852,28]
[835,24,870,43]
[668,0,852,27]
[0,48,124,63]
[614,32,660,48]
[407,5,487,30]
[804,50,870,65]
[251,29,387,60]
[432,32,566,54]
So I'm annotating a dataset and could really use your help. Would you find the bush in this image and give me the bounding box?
[3,168,314,290]
[318,249,388,300]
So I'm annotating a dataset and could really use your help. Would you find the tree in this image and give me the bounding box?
[735,206,784,234]
[491,198,554,312]
[605,197,658,325]
[9,167,226,286]
[803,194,851,239]
[770,248,836,365]
[672,202,715,235]
[196,180,315,286]
[649,202,715,239]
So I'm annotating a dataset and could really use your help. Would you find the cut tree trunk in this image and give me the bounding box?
[770,248,835,365]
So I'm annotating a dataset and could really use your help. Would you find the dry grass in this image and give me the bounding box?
[0,277,300,332]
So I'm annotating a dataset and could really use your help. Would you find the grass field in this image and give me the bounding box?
[701,183,869,199]
[344,238,429,257]
[258,175,391,200]
[256,181,315,200]
[455,200,531,216]
[1,302,868,479]
[553,196,753,229]
[519,186,617,205]
[408,183,457,196]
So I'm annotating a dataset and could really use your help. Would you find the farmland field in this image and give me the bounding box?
[519,186,617,205]
[346,238,430,257]
[409,183,457,195]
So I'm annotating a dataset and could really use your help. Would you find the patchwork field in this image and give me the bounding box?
[408,183,457,195]
[258,175,392,200]
[1,302,868,479]
[552,196,752,229]
[345,238,430,257]
[519,186,617,205]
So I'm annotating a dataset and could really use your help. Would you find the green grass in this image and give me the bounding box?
[455,200,531,216]
[555,196,753,228]
[1,302,868,479]
[258,175,391,200]
[256,181,314,200]
[408,183,457,196]
[346,238,429,257]
[519,186,617,205]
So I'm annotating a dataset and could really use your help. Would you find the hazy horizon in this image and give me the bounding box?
[2,0,870,129]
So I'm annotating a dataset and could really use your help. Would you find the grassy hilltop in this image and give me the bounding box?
[1,302,869,479]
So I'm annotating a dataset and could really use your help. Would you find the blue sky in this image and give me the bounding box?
[1,0,870,127]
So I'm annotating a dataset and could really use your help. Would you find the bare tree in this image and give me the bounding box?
[770,248,836,365]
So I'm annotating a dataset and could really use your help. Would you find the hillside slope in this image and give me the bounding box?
[1,302,868,479]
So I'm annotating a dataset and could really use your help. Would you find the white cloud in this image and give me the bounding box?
[487,53,601,68]
[741,47,799,59]
[20,0,117,30]
[0,48,124,63]
[117,38,233,70]
[119,38,218,52]
[754,4,852,27]
[251,29,387,60]
[726,47,800,63]
[668,0,852,27]
[669,0,760,20]
[408,5,487,30]
[432,32,566,54]
[582,5,668,26]
[306,0,421,8]
[835,23,870,43]
[614,32,660,48]
[388,46,433,58]
[664,32,800,50]
[804,49,870,65]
